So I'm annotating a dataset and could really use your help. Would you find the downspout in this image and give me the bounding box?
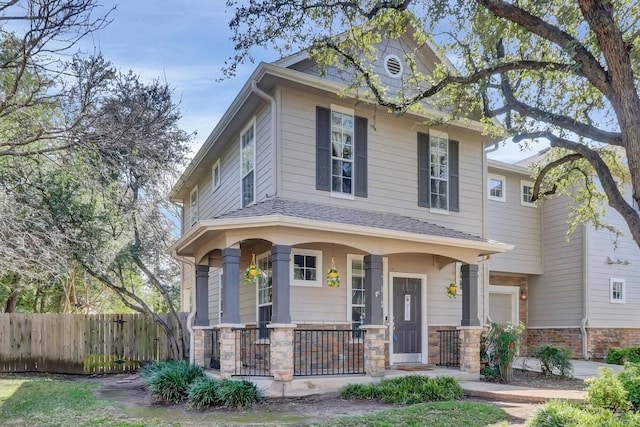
[251,79,278,198]
[581,223,590,360]
[173,250,196,363]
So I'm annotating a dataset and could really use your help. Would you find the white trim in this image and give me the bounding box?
[189,185,199,226]
[429,208,450,215]
[488,174,506,202]
[610,277,626,304]
[429,129,448,140]
[346,254,389,333]
[520,180,537,207]
[346,254,364,331]
[212,158,221,192]
[239,117,257,208]
[255,250,273,325]
[290,248,323,287]
[383,54,404,78]
[330,104,354,116]
[389,272,428,365]
[488,285,519,325]
[428,130,449,211]
[329,105,355,198]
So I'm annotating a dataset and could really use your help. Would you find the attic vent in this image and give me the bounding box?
[384,54,403,78]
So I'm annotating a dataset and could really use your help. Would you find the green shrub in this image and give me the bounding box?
[529,345,573,378]
[187,377,223,409]
[618,363,640,410]
[340,375,462,405]
[481,322,525,383]
[529,399,639,427]
[626,347,640,364]
[214,379,262,408]
[585,367,631,412]
[607,347,626,365]
[143,360,204,403]
[139,360,178,380]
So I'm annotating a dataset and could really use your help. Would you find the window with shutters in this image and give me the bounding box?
[429,130,449,211]
[331,105,355,197]
[240,119,256,208]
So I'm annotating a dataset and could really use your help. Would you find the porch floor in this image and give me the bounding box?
[205,366,478,398]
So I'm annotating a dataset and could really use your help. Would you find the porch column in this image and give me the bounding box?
[360,325,386,377]
[218,325,239,379]
[271,245,291,324]
[461,264,481,327]
[221,247,241,324]
[363,255,383,325]
[194,265,209,326]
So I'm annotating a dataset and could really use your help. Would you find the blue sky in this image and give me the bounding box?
[87,1,546,164]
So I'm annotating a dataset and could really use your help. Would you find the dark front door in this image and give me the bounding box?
[393,276,422,362]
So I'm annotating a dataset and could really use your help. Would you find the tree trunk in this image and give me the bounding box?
[4,288,18,313]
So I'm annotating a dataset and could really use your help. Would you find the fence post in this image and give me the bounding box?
[360,325,386,377]
[268,323,296,381]
[218,324,242,379]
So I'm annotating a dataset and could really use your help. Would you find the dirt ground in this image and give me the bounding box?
[87,372,550,426]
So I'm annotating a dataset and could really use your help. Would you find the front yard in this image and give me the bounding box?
[0,374,510,426]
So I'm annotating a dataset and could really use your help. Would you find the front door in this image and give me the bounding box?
[392,276,422,363]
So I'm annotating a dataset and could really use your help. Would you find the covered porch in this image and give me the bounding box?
[169,199,511,383]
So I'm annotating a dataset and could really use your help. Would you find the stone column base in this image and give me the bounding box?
[268,323,297,381]
[361,325,386,378]
[457,326,483,373]
[192,328,206,367]
[218,324,244,379]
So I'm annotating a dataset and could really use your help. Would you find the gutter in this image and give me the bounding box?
[172,250,196,364]
[251,80,278,197]
[581,223,590,360]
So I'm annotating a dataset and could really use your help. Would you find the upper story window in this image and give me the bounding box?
[488,174,506,202]
[189,186,198,226]
[610,278,625,304]
[521,180,536,207]
[291,249,322,287]
[331,105,354,197]
[240,119,256,207]
[429,130,449,210]
[212,158,221,192]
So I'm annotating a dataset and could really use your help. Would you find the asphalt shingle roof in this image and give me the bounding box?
[215,198,488,243]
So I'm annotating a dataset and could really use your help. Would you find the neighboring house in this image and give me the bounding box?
[168,32,511,383]
[487,155,640,360]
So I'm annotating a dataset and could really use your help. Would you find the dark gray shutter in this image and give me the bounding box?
[417,132,430,208]
[316,106,331,191]
[449,139,459,212]
[354,116,368,197]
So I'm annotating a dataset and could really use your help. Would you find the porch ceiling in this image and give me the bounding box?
[169,199,512,265]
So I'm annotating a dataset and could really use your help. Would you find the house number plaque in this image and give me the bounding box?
[404,294,411,321]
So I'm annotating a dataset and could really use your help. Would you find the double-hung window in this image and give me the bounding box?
[521,180,536,206]
[610,278,625,304]
[331,106,354,197]
[212,159,221,192]
[189,186,198,226]
[241,120,255,207]
[488,174,506,202]
[429,131,449,210]
[257,253,272,338]
[348,255,365,339]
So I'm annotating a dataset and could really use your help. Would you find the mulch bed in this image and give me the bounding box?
[486,369,586,391]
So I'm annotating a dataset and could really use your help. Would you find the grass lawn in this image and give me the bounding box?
[0,375,166,427]
[318,401,507,427]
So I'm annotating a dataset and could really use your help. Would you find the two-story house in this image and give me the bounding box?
[168,32,511,384]
[487,153,640,360]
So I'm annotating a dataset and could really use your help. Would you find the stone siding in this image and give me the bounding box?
[588,328,640,360]
[428,325,458,366]
[490,273,528,354]
[527,327,583,359]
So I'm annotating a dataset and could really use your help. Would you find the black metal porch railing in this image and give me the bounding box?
[294,329,365,376]
[437,329,460,367]
[233,328,271,376]
[210,329,220,369]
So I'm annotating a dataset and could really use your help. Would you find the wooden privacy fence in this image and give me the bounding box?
[0,312,189,374]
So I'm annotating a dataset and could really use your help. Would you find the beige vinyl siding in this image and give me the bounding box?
[181,264,192,312]
[279,88,485,236]
[528,196,584,327]
[208,268,221,325]
[487,168,543,274]
[586,185,640,327]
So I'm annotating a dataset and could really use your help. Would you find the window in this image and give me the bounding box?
[610,278,625,304]
[256,253,273,338]
[291,249,322,287]
[348,255,365,339]
[429,130,449,210]
[488,174,506,202]
[240,120,255,207]
[521,180,536,207]
[212,159,221,192]
[189,186,198,226]
[331,105,354,197]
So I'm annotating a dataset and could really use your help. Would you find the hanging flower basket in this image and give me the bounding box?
[244,254,262,284]
[326,257,340,287]
[446,283,457,299]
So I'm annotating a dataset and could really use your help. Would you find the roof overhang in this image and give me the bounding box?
[488,159,532,175]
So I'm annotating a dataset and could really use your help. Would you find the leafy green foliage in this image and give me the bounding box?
[339,375,462,404]
[186,377,224,409]
[141,360,204,403]
[481,322,525,383]
[530,345,573,378]
[608,347,626,365]
[617,363,640,410]
[213,379,262,408]
[585,368,631,412]
[529,399,640,427]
